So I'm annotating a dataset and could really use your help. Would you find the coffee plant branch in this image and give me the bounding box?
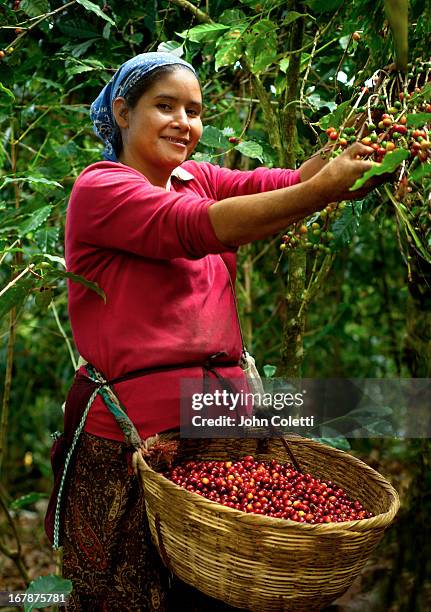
[0,492,30,583]
[169,0,213,24]
[3,1,78,54]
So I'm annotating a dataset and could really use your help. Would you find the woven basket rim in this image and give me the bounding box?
[140,434,400,533]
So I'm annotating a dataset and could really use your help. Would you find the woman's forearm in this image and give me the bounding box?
[208,178,326,246]
[208,143,374,247]
[298,147,331,182]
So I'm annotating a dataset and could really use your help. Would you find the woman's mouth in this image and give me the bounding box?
[162,137,188,149]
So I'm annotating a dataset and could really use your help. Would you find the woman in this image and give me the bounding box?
[47,52,377,611]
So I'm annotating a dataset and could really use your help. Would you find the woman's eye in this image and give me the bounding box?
[157,104,171,111]
[187,109,200,117]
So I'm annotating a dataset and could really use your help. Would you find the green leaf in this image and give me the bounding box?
[283,11,310,26]
[34,287,53,307]
[76,0,115,26]
[279,58,290,73]
[331,202,363,248]
[263,364,277,378]
[58,17,101,39]
[307,0,344,12]
[219,9,247,25]
[200,126,227,149]
[406,113,431,128]
[45,270,106,302]
[315,436,351,451]
[21,0,50,18]
[157,41,184,57]
[350,149,409,190]
[18,205,53,238]
[235,140,264,162]
[410,162,431,182]
[0,276,35,321]
[191,151,215,163]
[24,575,73,611]
[178,23,229,43]
[215,33,243,71]
[0,176,63,190]
[0,82,15,102]
[10,492,48,511]
[245,20,278,74]
[319,100,351,130]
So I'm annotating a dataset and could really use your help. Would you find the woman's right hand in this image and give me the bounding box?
[311,142,377,204]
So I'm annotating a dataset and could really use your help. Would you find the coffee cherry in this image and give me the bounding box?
[164,456,373,524]
[229,137,240,144]
[0,51,5,59]
[328,131,338,141]
[352,31,361,41]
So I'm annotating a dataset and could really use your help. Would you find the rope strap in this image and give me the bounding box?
[52,366,143,550]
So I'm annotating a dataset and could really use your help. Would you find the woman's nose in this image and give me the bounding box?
[171,108,189,129]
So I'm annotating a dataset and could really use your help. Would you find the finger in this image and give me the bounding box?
[346,142,374,158]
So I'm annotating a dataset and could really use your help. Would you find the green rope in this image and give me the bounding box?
[52,366,142,550]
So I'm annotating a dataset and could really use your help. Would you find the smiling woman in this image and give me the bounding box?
[45,52,382,611]
[113,68,203,187]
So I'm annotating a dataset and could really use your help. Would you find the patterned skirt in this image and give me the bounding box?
[62,432,242,612]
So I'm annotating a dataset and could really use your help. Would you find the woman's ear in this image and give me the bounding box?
[113,97,129,128]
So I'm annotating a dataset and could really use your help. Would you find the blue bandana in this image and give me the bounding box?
[90,52,197,162]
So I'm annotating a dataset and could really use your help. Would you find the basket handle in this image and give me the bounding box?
[266,424,303,473]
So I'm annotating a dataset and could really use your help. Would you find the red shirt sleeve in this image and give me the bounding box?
[66,162,230,260]
[181,161,301,200]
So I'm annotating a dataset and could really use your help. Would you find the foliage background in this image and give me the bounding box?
[0,0,430,609]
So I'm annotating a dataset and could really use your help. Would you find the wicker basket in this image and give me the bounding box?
[140,435,400,611]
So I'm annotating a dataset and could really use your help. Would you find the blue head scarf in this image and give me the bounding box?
[90,52,197,162]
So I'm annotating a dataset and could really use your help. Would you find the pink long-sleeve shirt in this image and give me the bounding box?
[65,160,301,440]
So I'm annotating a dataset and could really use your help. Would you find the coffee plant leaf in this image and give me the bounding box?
[219,9,247,25]
[45,270,106,303]
[57,17,101,40]
[10,492,48,511]
[350,149,409,191]
[24,575,72,611]
[315,428,351,450]
[178,23,229,43]
[0,276,35,321]
[76,0,116,26]
[263,364,277,378]
[200,126,227,149]
[283,11,312,26]
[319,100,351,130]
[0,82,15,102]
[191,152,215,162]
[157,41,184,57]
[406,112,431,128]
[215,33,243,72]
[244,20,278,74]
[235,140,264,162]
[0,176,63,190]
[410,162,431,182]
[18,205,53,238]
[331,201,363,248]
[20,0,50,18]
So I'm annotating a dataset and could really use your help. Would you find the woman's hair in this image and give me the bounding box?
[114,64,199,156]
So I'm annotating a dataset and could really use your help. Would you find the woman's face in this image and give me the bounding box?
[114,68,203,187]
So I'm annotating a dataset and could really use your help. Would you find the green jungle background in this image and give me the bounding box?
[0,0,430,609]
